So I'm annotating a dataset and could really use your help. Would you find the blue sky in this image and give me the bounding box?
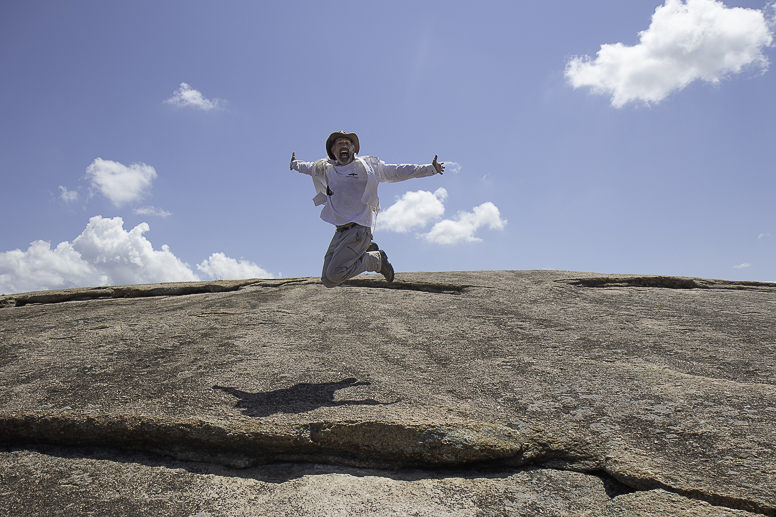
[1,0,775,293]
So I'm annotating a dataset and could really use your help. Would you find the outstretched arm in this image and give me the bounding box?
[372,155,443,183]
[432,155,444,175]
[289,154,319,177]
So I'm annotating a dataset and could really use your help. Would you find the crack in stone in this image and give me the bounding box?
[603,458,773,516]
[0,278,322,308]
[562,275,776,291]
[342,278,471,294]
[4,443,638,511]
[0,411,771,515]
[1,283,251,308]
[0,277,469,308]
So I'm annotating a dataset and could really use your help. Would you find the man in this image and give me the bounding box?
[290,131,444,287]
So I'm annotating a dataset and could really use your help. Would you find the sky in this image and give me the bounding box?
[1,0,775,294]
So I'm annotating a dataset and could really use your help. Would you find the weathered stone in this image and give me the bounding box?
[1,270,774,515]
[1,446,621,516]
[0,412,529,468]
[599,489,763,516]
[0,279,265,307]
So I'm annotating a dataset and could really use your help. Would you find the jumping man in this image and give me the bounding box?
[290,131,444,287]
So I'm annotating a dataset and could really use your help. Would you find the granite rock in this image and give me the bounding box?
[1,270,774,515]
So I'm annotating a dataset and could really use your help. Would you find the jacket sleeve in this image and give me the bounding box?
[292,158,331,206]
[291,159,313,173]
[371,157,437,183]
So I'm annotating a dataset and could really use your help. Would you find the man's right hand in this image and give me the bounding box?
[290,152,296,170]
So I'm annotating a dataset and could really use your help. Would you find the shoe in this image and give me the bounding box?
[367,241,379,252]
[378,250,394,283]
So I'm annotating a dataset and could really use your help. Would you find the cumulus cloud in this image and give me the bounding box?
[0,217,274,294]
[378,188,448,233]
[379,188,506,244]
[165,82,223,111]
[565,0,774,107]
[85,158,157,207]
[0,240,104,295]
[134,206,172,218]
[197,253,274,280]
[733,262,751,269]
[58,186,78,203]
[420,202,507,245]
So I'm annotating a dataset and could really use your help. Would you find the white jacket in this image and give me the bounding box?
[292,156,437,232]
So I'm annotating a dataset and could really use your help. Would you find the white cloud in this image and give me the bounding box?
[0,217,274,294]
[165,82,223,111]
[67,216,198,287]
[420,202,507,245]
[85,158,157,207]
[378,188,506,244]
[565,0,774,107]
[444,161,462,175]
[58,186,78,203]
[197,253,274,280]
[0,240,104,295]
[378,188,448,233]
[758,232,770,239]
[134,206,172,218]
[733,262,751,269]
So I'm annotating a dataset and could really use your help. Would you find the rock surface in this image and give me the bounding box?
[1,270,774,515]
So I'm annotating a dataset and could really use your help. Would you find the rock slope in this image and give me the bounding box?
[1,271,774,516]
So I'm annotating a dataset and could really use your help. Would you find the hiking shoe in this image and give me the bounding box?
[379,250,394,283]
[367,241,379,252]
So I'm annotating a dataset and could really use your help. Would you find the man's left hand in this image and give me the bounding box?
[432,155,445,175]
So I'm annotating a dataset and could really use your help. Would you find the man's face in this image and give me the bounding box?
[332,137,355,165]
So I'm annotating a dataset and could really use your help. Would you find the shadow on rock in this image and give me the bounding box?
[213,378,398,417]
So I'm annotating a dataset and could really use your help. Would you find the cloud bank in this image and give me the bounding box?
[86,158,157,207]
[378,188,506,244]
[565,0,774,107]
[165,82,223,111]
[0,217,274,294]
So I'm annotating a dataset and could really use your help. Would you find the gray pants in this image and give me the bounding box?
[321,224,381,288]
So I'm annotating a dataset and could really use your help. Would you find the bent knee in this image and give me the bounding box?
[322,266,350,287]
[321,276,341,288]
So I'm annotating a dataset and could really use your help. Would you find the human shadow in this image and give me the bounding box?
[213,378,398,418]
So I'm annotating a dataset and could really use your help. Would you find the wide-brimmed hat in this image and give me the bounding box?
[326,131,360,160]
